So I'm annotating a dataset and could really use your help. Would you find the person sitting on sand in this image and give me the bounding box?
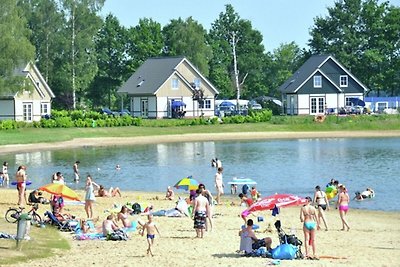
[238,219,272,254]
[117,205,132,228]
[97,185,122,197]
[141,214,160,256]
[102,214,120,236]
[165,186,174,200]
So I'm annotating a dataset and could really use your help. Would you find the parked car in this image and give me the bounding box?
[215,106,235,117]
[100,108,113,115]
[249,103,262,110]
[119,109,131,116]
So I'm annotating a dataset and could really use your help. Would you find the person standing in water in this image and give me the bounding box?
[73,160,80,182]
[214,167,224,204]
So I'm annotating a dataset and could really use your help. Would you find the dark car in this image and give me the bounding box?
[119,109,131,116]
[100,108,115,116]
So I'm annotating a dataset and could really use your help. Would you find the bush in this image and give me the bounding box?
[54,117,74,128]
[0,120,16,130]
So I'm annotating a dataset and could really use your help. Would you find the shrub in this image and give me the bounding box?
[0,120,16,130]
[70,110,85,121]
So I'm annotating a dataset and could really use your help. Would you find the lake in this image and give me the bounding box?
[2,137,399,211]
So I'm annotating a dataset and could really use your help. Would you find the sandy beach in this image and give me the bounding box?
[1,131,400,266]
[0,188,399,267]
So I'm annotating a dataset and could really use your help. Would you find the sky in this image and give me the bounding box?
[101,0,400,52]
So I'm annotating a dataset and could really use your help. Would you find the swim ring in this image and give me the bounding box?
[11,180,32,186]
[325,185,337,199]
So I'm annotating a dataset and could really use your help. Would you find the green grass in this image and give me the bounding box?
[0,114,399,146]
[0,224,70,265]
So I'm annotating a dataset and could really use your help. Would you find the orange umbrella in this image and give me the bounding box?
[39,183,80,201]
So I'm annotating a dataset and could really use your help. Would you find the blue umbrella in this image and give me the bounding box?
[349,98,365,107]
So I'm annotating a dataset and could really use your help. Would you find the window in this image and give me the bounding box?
[193,78,201,89]
[171,78,179,89]
[313,75,322,88]
[41,103,48,114]
[23,103,32,121]
[199,99,211,109]
[340,75,348,87]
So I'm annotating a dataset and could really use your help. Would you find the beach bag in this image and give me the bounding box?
[108,229,128,241]
[271,242,297,260]
[131,203,141,214]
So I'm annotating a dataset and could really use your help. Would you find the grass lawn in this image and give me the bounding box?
[1,114,399,146]
[0,222,70,265]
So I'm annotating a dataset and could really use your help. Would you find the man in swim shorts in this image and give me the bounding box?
[193,188,210,238]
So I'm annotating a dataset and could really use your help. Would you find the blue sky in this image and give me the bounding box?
[102,0,400,52]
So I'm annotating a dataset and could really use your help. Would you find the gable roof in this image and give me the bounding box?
[2,62,55,99]
[118,56,219,95]
[278,55,368,94]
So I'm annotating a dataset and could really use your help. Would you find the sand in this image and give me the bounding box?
[1,131,400,266]
[0,189,399,267]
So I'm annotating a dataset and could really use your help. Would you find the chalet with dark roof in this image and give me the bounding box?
[278,55,368,115]
[118,57,219,118]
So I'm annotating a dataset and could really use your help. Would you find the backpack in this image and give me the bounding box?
[131,203,141,214]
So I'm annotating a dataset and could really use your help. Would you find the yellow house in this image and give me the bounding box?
[0,62,55,122]
[118,57,219,118]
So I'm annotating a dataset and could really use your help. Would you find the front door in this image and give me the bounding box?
[141,99,148,117]
[310,97,325,114]
[23,103,33,121]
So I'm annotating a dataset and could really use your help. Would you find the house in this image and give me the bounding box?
[118,57,219,118]
[278,55,368,115]
[0,62,55,122]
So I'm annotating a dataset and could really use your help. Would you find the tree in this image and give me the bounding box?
[59,0,105,109]
[208,4,267,100]
[0,0,35,93]
[163,17,212,76]
[88,14,130,108]
[126,18,164,71]
[309,0,400,96]
[18,0,65,83]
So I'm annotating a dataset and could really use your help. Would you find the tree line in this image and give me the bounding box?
[0,0,399,110]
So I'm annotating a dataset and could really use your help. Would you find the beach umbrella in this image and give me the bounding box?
[243,193,307,215]
[39,183,80,201]
[174,176,199,191]
[219,101,236,107]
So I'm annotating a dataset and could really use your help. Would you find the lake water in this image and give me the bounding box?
[2,137,399,212]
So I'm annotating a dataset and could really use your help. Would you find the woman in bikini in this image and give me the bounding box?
[16,165,28,206]
[313,185,330,231]
[300,196,319,260]
[117,205,132,228]
[337,185,350,231]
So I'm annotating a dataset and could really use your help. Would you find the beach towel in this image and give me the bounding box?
[74,233,106,241]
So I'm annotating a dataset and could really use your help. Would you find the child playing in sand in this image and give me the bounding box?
[141,214,160,256]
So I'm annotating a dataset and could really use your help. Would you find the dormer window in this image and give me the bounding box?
[313,75,322,88]
[340,75,348,87]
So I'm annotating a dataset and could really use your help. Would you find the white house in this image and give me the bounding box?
[0,62,55,122]
[118,57,219,119]
[278,55,368,115]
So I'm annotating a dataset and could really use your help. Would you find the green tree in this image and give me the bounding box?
[163,17,212,76]
[18,0,65,90]
[208,4,267,99]
[309,0,400,96]
[88,14,129,108]
[59,0,105,109]
[0,0,35,93]
[126,18,164,71]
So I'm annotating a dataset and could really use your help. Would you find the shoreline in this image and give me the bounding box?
[1,130,400,154]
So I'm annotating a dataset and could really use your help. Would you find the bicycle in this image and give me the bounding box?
[5,203,42,224]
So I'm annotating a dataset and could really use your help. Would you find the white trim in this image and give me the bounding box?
[294,69,342,93]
